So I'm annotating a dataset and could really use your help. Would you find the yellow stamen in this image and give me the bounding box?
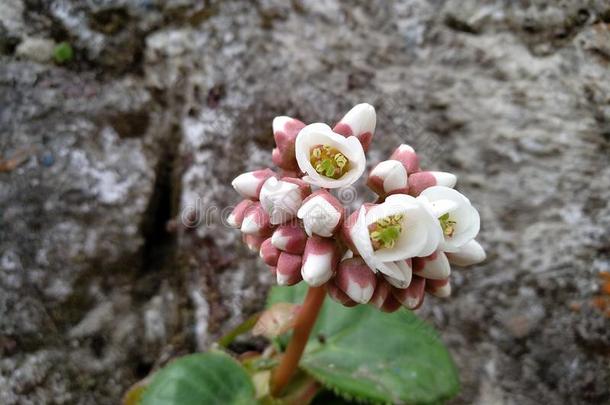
[309,144,350,179]
[369,214,404,250]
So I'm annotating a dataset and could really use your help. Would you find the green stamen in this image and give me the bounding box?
[439,213,456,238]
[310,145,350,179]
[369,214,404,250]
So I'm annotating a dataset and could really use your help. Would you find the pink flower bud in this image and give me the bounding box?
[370,277,392,310]
[367,160,408,197]
[231,169,275,200]
[276,252,303,286]
[301,236,338,286]
[446,240,486,267]
[242,234,266,252]
[297,190,345,237]
[273,116,306,171]
[426,278,451,298]
[327,281,358,307]
[392,275,426,310]
[408,171,456,197]
[227,199,255,228]
[380,294,402,313]
[412,251,451,280]
[333,103,376,151]
[271,224,307,254]
[389,144,420,174]
[281,177,312,199]
[260,238,280,267]
[335,257,377,304]
[240,202,273,236]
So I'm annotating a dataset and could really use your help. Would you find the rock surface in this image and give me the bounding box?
[1,0,609,404]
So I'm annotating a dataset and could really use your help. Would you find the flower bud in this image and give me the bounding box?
[240,202,273,236]
[370,277,392,310]
[243,234,266,252]
[301,236,338,286]
[297,190,345,237]
[389,144,420,174]
[271,224,307,254]
[227,199,255,228]
[276,252,303,286]
[335,257,377,304]
[408,171,456,197]
[380,294,402,313]
[259,177,307,225]
[446,240,486,267]
[327,281,358,307]
[332,103,376,151]
[273,116,306,171]
[392,275,426,310]
[231,169,276,200]
[367,160,408,197]
[260,238,280,267]
[383,259,412,289]
[412,251,451,280]
[426,278,451,298]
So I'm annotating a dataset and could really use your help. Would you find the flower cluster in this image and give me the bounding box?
[230,104,485,312]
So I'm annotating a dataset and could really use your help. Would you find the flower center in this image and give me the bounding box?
[439,213,456,238]
[369,214,403,250]
[310,145,350,179]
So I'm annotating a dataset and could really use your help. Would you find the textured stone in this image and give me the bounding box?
[1,0,609,403]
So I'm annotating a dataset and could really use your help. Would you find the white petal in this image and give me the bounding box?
[383,261,412,288]
[430,171,457,188]
[420,186,481,252]
[416,252,451,279]
[370,160,407,192]
[337,103,376,136]
[259,177,302,225]
[240,215,259,234]
[297,195,341,237]
[231,172,260,198]
[350,207,379,273]
[295,123,366,189]
[271,232,289,250]
[272,116,292,133]
[301,252,333,286]
[371,194,440,261]
[447,240,486,266]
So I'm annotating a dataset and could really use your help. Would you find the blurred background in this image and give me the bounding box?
[1,0,609,404]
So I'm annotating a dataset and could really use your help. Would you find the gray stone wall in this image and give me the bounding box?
[1,1,609,403]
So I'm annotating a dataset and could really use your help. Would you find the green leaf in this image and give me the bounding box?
[53,42,74,63]
[268,284,460,404]
[141,351,257,405]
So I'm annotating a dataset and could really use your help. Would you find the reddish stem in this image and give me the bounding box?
[270,285,326,397]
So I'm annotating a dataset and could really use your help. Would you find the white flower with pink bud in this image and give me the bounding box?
[229,103,486,314]
[295,123,366,189]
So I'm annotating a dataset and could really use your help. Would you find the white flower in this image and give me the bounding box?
[348,194,442,281]
[295,123,366,188]
[418,186,480,253]
[259,177,304,225]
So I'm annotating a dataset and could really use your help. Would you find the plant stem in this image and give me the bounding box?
[270,285,326,397]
